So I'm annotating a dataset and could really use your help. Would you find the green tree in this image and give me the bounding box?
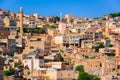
[93,17,101,19]
[17,30,19,34]
[92,44,105,52]
[108,44,113,47]
[76,65,100,80]
[78,72,91,80]
[92,46,99,52]
[75,65,84,72]
[38,28,46,34]
[23,28,46,34]
[85,55,89,59]
[4,70,10,76]
[30,28,46,34]
[59,54,64,61]
[45,24,51,28]
[23,27,28,33]
[15,64,21,69]
[51,24,58,29]
[4,68,15,76]
[109,12,120,18]
[10,51,15,57]
[90,56,96,59]
[60,49,64,53]
[51,25,57,29]
[99,44,105,48]
[107,52,116,56]
[78,72,100,80]
[54,16,60,21]
[90,74,100,80]
[102,18,106,20]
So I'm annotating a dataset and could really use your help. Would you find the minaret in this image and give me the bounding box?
[19,7,23,36]
[60,12,62,22]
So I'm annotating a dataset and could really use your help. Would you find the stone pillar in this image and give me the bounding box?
[19,7,23,36]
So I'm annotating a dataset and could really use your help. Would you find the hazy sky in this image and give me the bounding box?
[0,0,120,18]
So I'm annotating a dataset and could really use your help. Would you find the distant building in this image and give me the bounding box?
[23,49,44,70]
[0,28,10,51]
[34,13,39,21]
[65,14,73,24]
[8,26,25,54]
[46,69,78,80]
[48,29,60,37]
[58,22,67,34]
[0,56,5,80]
[29,19,36,28]
[3,16,10,28]
[63,34,83,47]
[54,36,63,48]
[0,17,4,28]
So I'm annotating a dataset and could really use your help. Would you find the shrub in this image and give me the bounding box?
[75,65,84,72]
[92,44,105,52]
[4,68,15,76]
[108,44,113,47]
[78,72,100,80]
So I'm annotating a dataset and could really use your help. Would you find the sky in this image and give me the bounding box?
[0,0,120,18]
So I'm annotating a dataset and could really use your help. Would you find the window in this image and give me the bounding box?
[100,63,102,67]
[25,60,27,63]
[0,74,3,79]
[68,74,71,77]
[37,38,41,41]
[61,74,63,77]
[30,46,34,49]
[35,78,40,80]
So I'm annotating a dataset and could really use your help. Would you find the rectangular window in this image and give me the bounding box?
[30,46,34,49]
[68,74,71,77]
